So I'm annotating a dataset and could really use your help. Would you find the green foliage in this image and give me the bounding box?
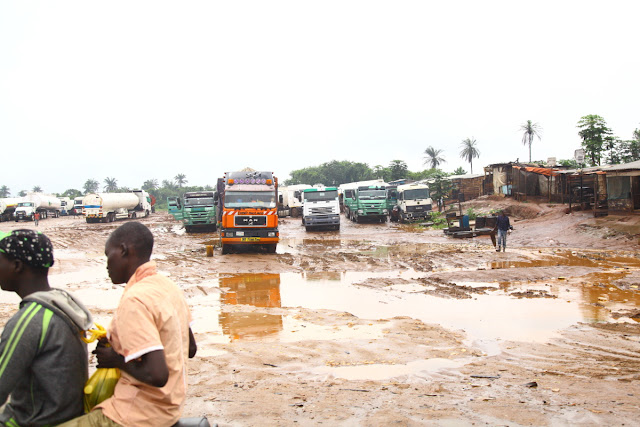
[428,211,448,229]
[453,167,467,175]
[83,179,99,194]
[388,160,408,181]
[459,137,480,174]
[465,207,478,220]
[0,185,10,198]
[60,189,82,199]
[558,158,579,168]
[407,168,445,181]
[142,179,159,192]
[175,174,188,188]
[577,114,612,166]
[104,177,118,192]
[429,172,453,201]
[32,186,42,192]
[423,146,445,169]
[520,120,542,163]
[286,160,374,185]
[18,190,27,197]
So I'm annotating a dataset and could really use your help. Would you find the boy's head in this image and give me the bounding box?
[105,222,154,284]
[0,230,54,292]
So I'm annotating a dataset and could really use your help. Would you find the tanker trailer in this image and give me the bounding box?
[15,193,62,221]
[0,197,22,222]
[82,192,140,223]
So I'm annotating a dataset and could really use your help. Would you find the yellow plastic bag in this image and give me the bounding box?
[81,323,121,413]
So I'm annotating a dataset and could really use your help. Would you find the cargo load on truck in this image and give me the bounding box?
[15,193,62,221]
[167,191,217,232]
[82,190,152,223]
[339,180,389,223]
[218,171,279,254]
[301,186,340,231]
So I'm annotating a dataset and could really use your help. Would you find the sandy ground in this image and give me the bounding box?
[1,197,639,426]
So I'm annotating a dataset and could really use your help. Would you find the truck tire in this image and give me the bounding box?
[291,207,299,218]
[305,226,311,232]
[221,244,230,255]
[335,224,340,231]
[265,244,277,253]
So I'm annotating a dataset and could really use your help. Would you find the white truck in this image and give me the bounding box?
[0,197,23,222]
[82,190,152,223]
[300,186,341,231]
[58,197,73,215]
[72,197,84,216]
[277,184,311,217]
[392,182,433,222]
[15,193,62,221]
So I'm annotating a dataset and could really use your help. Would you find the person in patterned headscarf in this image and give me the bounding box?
[0,229,92,426]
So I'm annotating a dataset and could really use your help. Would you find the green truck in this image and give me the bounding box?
[339,182,389,223]
[168,191,217,232]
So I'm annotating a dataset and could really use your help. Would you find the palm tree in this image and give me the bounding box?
[83,179,99,194]
[459,137,480,174]
[520,120,542,163]
[423,146,446,169]
[32,186,42,193]
[175,174,187,188]
[104,177,118,192]
[142,179,159,192]
[0,185,9,198]
[18,190,27,197]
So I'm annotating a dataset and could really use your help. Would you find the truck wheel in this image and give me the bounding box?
[265,244,277,253]
[305,226,311,232]
[221,244,230,255]
[185,226,191,233]
[291,207,299,218]
[131,212,137,219]
[335,224,340,231]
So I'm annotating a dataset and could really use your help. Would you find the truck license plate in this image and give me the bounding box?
[241,237,260,242]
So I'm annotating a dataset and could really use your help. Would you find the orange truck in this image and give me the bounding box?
[217,171,279,254]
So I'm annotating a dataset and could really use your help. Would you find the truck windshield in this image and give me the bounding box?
[404,188,430,200]
[18,202,34,207]
[185,197,214,206]
[225,191,276,209]
[304,190,338,202]
[358,189,386,200]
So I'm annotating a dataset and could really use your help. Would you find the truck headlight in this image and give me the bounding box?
[235,231,244,237]
[268,232,276,237]
[225,231,233,237]
[358,210,363,214]
[383,209,388,214]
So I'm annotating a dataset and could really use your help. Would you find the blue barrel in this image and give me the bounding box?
[461,215,469,228]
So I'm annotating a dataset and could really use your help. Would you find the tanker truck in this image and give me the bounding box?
[15,193,62,221]
[82,190,152,223]
[1,198,23,222]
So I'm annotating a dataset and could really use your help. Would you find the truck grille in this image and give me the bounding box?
[310,206,335,215]
[234,215,267,227]
[406,204,431,213]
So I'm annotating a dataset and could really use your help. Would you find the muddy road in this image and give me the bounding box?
[1,198,639,426]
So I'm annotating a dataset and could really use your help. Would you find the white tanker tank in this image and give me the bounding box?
[15,193,62,221]
[83,191,152,223]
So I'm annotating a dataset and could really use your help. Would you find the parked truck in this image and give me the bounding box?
[217,171,279,254]
[72,197,84,216]
[58,197,73,215]
[82,190,152,223]
[15,193,62,221]
[167,191,217,232]
[0,197,22,222]
[339,180,389,223]
[277,184,311,217]
[391,182,433,222]
[300,186,340,231]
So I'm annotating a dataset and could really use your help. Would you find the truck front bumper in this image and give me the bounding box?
[304,214,340,226]
[221,228,279,244]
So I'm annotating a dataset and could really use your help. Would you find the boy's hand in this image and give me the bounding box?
[94,344,125,370]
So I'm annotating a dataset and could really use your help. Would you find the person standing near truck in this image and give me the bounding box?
[34,212,40,226]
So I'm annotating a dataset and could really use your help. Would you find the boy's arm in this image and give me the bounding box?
[188,327,197,358]
[0,307,41,405]
[95,344,169,387]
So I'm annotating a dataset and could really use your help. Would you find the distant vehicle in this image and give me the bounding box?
[0,197,22,222]
[168,191,217,232]
[301,186,340,231]
[82,190,153,223]
[392,182,433,222]
[218,171,279,254]
[15,193,62,221]
[58,197,72,215]
[278,184,312,217]
[72,197,84,215]
[339,180,389,223]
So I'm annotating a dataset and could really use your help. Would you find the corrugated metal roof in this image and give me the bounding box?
[606,160,640,171]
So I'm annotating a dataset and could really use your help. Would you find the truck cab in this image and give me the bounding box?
[301,187,340,231]
[15,202,36,221]
[393,183,432,222]
[342,185,388,223]
[181,191,217,232]
[219,171,279,254]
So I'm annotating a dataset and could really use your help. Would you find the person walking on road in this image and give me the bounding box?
[34,212,40,226]
[495,210,513,252]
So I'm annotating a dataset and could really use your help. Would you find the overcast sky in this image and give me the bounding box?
[1,1,638,195]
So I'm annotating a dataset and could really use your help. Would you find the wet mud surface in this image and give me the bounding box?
[1,198,639,426]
